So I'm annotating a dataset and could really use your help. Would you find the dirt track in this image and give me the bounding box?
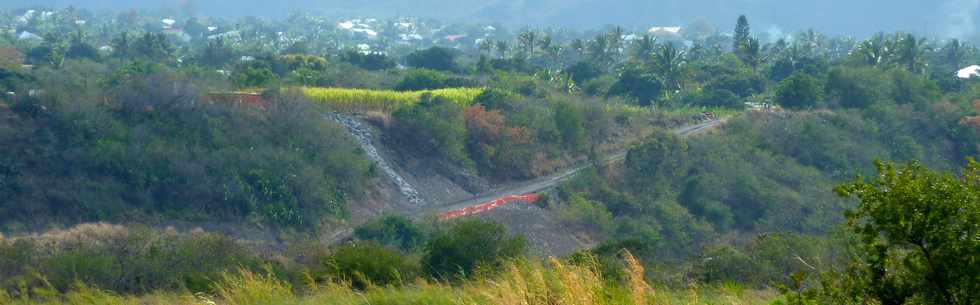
[325,118,725,250]
[425,119,725,216]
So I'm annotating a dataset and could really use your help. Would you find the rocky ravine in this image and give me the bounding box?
[328,113,426,206]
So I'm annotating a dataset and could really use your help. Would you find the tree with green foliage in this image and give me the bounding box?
[733,15,752,62]
[651,43,687,95]
[66,31,99,60]
[825,66,889,108]
[131,33,174,61]
[233,63,278,88]
[422,219,526,281]
[406,47,459,72]
[776,72,822,109]
[890,68,941,105]
[565,61,602,85]
[833,160,979,305]
[740,38,763,69]
[609,65,663,106]
[341,50,395,71]
[200,38,234,67]
[700,58,766,98]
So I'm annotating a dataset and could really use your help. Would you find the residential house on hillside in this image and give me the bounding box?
[956,65,980,79]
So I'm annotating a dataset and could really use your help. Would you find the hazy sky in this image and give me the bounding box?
[4,0,977,39]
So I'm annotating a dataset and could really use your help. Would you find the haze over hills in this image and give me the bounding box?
[3,0,978,40]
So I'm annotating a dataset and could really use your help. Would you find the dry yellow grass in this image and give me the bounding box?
[0,252,778,305]
[303,87,484,113]
[1,222,130,255]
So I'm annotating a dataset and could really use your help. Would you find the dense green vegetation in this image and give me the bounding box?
[0,6,979,305]
[0,63,373,230]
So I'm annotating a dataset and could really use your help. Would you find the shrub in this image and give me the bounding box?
[422,219,526,280]
[776,72,822,109]
[0,66,35,92]
[556,193,615,233]
[487,57,533,73]
[472,88,519,111]
[321,243,419,289]
[695,246,756,283]
[390,95,470,165]
[554,101,587,152]
[566,61,603,84]
[582,76,615,96]
[394,69,477,91]
[681,89,743,109]
[0,225,265,294]
[354,215,426,251]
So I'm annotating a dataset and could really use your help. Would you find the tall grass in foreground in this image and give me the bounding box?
[2,252,776,305]
[303,87,484,113]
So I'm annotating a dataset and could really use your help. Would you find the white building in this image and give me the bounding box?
[956,65,980,79]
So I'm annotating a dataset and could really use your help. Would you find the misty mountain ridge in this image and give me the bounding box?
[3,0,980,40]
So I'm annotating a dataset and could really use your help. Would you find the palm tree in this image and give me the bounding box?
[855,33,889,66]
[796,29,825,57]
[588,35,611,67]
[517,30,537,59]
[889,33,930,73]
[827,36,857,62]
[538,35,561,67]
[570,39,585,53]
[607,27,625,62]
[939,39,973,72]
[631,35,656,61]
[651,43,686,97]
[495,40,509,59]
[478,38,494,57]
[538,34,553,53]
